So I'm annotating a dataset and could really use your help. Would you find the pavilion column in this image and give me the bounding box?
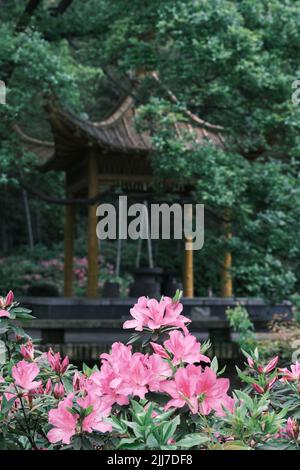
[221,213,233,297]
[183,205,194,298]
[183,236,194,298]
[63,184,75,297]
[87,151,99,298]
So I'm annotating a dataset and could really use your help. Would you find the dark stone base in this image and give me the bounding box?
[20,297,292,362]
[21,296,292,325]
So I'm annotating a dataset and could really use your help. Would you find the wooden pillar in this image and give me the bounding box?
[63,200,75,297]
[87,151,99,297]
[183,236,194,297]
[221,216,233,297]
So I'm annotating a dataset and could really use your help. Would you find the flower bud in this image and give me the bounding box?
[53,383,65,399]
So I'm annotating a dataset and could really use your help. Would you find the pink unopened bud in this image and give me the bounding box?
[167,438,176,445]
[247,357,255,368]
[267,376,277,390]
[47,350,69,375]
[73,371,81,391]
[53,383,65,399]
[263,357,278,374]
[286,418,299,440]
[252,383,265,394]
[5,290,14,307]
[20,340,34,361]
[45,379,52,395]
[60,356,69,374]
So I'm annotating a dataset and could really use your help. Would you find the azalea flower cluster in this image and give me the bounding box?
[123,295,191,333]
[0,291,300,451]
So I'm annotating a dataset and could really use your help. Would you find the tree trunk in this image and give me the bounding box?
[22,189,34,249]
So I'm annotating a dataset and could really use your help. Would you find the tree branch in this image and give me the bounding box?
[151,71,224,132]
[16,0,43,32]
[19,179,113,206]
[50,0,74,16]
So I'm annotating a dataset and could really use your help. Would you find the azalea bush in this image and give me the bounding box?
[0,291,299,450]
[226,304,256,353]
[0,254,132,297]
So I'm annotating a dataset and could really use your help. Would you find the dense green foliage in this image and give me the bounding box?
[1,0,300,299]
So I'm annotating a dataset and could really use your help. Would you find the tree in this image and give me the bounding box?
[1,0,300,300]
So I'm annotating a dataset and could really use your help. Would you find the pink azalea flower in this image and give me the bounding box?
[150,342,170,359]
[77,393,112,434]
[196,367,231,416]
[20,340,35,361]
[161,365,230,416]
[47,394,78,445]
[89,363,130,406]
[100,341,132,366]
[0,310,10,318]
[152,330,210,366]
[111,352,151,400]
[89,343,138,405]
[89,342,173,404]
[279,362,300,382]
[123,296,191,333]
[213,394,236,417]
[47,393,112,445]
[145,354,173,392]
[12,360,41,391]
[123,296,148,331]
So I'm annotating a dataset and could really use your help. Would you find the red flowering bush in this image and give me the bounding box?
[0,290,299,450]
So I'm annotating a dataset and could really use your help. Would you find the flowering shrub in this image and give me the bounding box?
[0,254,132,297]
[0,290,300,450]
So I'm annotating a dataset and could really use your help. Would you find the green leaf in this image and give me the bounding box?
[210,356,218,373]
[121,420,143,438]
[162,415,180,443]
[0,433,7,450]
[106,416,128,434]
[82,362,93,377]
[10,307,32,314]
[62,376,74,394]
[222,441,251,450]
[1,396,16,414]
[146,433,159,448]
[176,433,209,449]
[15,312,35,320]
[131,400,145,416]
[0,325,8,335]
[234,390,253,410]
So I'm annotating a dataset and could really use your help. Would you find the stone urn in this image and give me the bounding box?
[162,274,183,298]
[129,267,162,298]
[102,281,120,298]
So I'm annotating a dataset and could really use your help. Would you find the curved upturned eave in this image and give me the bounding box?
[16,95,225,173]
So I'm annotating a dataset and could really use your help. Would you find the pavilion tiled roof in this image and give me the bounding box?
[16,95,225,172]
